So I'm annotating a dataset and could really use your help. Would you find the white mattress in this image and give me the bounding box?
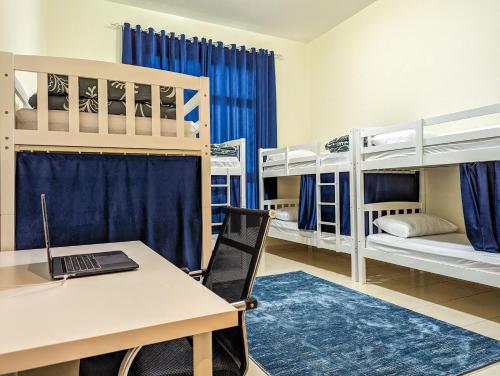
[367,233,500,273]
[264,151,350,173]
[270,219,353,245]
[15,108,198,137]
[270,219,315,238]
[211,156,241,169]
[365,125,500,161]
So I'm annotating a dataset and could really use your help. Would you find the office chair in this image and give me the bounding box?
[79,207,272,376]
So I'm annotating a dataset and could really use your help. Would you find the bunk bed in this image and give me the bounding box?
[1,52,212,268]
[210,138,246,235]
[355,104,500,288]
[259,132,358,281]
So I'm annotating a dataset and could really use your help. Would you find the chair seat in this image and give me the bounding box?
[80,337,241,376]
[129,337,241,376]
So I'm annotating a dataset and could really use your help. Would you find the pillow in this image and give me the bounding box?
[373,213,457,238]
[275,207,299,222]
[268,149,316,162]
[371,130,414,146]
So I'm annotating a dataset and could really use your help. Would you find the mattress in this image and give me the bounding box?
[367,233,500,273]
[270,219,315,238]
[15,108,198,137]
[270,219,353,245]
[365,125,500,161]
[211,156,241,169]
[264,151,350,173]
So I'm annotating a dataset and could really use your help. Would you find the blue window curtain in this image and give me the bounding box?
[460,162,500,253]
[15,153,202,269]
[122,23,277,208]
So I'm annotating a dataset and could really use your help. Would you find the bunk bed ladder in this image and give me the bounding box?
[316,166,341,248]
[210,172,231,228]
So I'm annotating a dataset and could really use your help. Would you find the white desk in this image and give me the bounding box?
[0,241,237,375]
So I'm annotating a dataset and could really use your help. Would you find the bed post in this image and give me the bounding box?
[354,128,366,284]
[258,149,264,210]
[240,138,246,208]
[0,52,16,251]
[199,77,212,268]
[349,129,359,282]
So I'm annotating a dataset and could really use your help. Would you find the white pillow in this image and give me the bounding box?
[268,149,316,162]
[275,207,299,222]
[371,130,414,146]
[373,213,457,238]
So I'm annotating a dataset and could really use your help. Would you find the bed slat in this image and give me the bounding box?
[68,75,79,134]
[176,87,184,138]
[151,85,161,137]
[36,73,48,132]
[369,211,374,235]
[125,82,135,136]
[97,79,108,134]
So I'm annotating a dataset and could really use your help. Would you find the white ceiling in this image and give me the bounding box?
[109,0,376,42]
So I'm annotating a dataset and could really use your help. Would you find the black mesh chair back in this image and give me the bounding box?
[203,207,271,375]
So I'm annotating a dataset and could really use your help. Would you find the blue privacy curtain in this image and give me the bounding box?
[298,173,351,235]
[122,23,277,208]
[364,172,420,235]
[15,153,202,269]
[298,175,316,230]
[460,162,500,253]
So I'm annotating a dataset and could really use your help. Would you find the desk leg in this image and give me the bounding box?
[193,332,212,376]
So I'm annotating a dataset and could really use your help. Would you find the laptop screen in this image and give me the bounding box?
[41,193,53,276]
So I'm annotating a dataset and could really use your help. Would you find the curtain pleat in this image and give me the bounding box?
[121,23,277,209]
[460,162,500,253]
[15,153,202,269]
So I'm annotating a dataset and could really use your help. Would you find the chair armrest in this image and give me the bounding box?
[180,267,206,277]
[231,297,258,311]
[118,346,142,376]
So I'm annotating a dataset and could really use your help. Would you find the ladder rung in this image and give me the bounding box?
[211,203,227,207]
[319,183,335,186]
[211,184,228,187]
[319,221,336,226]
[318,202,335,206]
[211,222,223,226]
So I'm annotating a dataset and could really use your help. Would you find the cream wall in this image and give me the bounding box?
[42,0,309,148]
[306,0,500,230]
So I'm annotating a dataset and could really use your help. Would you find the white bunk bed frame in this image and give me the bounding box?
[259,131,358,281]
[0,51,212,267]
[358,102,500,170]
[211,138,246,230]
[354,103,500,288]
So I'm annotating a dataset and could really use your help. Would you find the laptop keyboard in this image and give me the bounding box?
[63,254,101,273]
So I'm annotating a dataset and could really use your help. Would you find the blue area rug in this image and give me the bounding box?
[246,271,500,376]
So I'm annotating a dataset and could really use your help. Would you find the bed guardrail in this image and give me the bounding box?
[0,52,212,265]
[262,199,299,210]
[362,201,423,236]
[358,103,500,170]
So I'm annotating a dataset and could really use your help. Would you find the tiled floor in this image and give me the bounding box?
[247,239,500,376]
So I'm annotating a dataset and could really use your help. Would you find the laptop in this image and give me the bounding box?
[41,193,139,279]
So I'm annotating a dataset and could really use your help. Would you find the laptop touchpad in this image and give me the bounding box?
[95,253,130,265]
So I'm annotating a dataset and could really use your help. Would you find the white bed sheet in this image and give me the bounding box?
[365,137,500,161]
[271,219,353,245]
[365,125,500,161]
[270,219,315,238]
[367,232,500,273]
[15,108,198,137]
[263,152,350,173]
[211,156,241,169]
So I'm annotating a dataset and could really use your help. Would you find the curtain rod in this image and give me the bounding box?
[107,22,284,61]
